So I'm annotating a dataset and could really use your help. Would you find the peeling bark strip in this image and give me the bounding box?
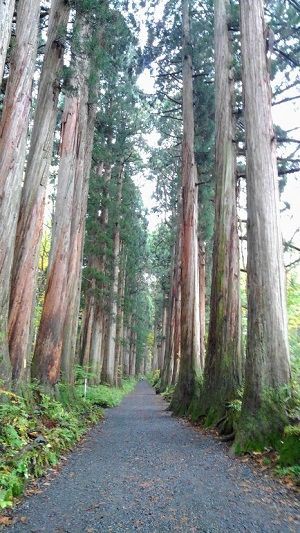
[0,0,15,84]
[0,0,40,386]
[32,14,92,387]
[9,0,71,387]
[237,0,290,444]
[171,0,201,415]
[202,0,242,421]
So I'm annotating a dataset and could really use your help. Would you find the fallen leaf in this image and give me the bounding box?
[0,517,13,526]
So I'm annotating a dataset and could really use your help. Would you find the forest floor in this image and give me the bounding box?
[2,381,300,532]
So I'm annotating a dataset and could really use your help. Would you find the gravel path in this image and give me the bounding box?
[5,381,300,532]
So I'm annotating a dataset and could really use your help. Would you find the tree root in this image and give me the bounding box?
[219,431,235,442]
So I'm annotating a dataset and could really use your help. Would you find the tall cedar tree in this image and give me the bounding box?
[235,0,291,451]
[200,0,242,425]
[32,12,93,387]
[0,0,15,83]
[9,0,71,386]
[170,0,201,415]
[0,0,40,387]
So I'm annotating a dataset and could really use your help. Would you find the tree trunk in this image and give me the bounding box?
[0,0,15,84]
[0,0,39,387]
[8,0,70,387]
[236,0,290,450]
[102,164,124,385]
[159,297,168,373]
[170,0,200,415]
[161,220,182,390]
[152,330,159,371]
[32,15,91,387]
[200,0,242,425]
[129,326,136,377]
[114,253,126,385]
[123,315,131,377]
[61,103,97,383]
[89,304,104,385]
[172,228,182,386]
[81,283,95,369]
[80,162,110,383]
[199,241,206,365]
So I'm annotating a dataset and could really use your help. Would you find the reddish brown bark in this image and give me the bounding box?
[199,241,206,366]
[236,0,290,449]
[32,16,92,387]
[61,103,97,383]
[200,0,242,424]
[171,0,200,414]
[0,0,39,386]
[0,0,15,84]
[9,0,70,386]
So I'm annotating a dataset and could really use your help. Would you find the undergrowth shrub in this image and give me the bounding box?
[0,378,136,509]
[146,370,160,390]
[77,378,136,408]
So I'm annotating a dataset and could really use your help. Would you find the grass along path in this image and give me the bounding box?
[2,381,300,532]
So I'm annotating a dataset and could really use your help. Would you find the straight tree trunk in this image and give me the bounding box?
[123,315,131,377]
[0,0,15,84]
[161,220,182,390]
[170,0,201,415]
[81,282,95,368]
[114,253,126,385]
[102,163,124,385]
[236,0,290,450]
[32,15,92,387]
[61,102,97,382]
[152,330,159,371]
[81,162,110,383]
[200,0,242,425]
[159,297,168,373]
[89,305,105,384]
[9,0,70,387]
[129,326,136,377]
[199,241,206,365]
[0,0,39,386]
[172,232,182,386]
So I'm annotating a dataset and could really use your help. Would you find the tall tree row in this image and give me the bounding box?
[0,0,152,391]
[147,0,297,450]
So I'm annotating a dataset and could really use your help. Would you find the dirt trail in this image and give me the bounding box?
[5,381,300,532]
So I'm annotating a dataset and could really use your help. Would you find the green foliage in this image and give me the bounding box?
[287,274,300,379]
[234,387,292,454]
[77,378,136,408]
[0,383,107,509]
[279,425,300,467]
[161,385,175,403]
[275,465,300,485]
[147,369,160,386]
